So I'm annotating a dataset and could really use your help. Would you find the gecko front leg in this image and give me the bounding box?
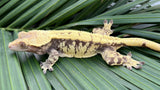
[40,49,59,74]
[101,47,144,70]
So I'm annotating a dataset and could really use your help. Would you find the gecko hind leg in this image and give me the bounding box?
[40,49,59,74]
[92,20,113,35]
[101,48,144,70]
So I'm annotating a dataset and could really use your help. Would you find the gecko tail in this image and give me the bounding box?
[122,38,160,52]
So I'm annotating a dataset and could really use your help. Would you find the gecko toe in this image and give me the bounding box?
[43,69,47,74]
[140,61,145,65]
[123,64,132,70]
[40,61,43,67]
[127,66,132,70]
[49,68,54,71]
[134,65,142,69]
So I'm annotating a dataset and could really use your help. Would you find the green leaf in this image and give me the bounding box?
[0,0,160,90]
[120,30,160,39]
[96,0,148,16]
[0,0,9,7]
[38,0,97,29]
[56,13,160,29]
[0,30,27,90]
[0,0,19,17]
[8,0,50,28]
[22,0,67,29]
[0,0,37,27]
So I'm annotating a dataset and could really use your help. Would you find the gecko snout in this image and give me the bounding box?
[8,42,17,51]
[8,43,12,49]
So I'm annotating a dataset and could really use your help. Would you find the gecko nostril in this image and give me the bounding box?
[8,45,12,49]
[8,46,11,48]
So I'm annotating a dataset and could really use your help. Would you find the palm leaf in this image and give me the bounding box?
[0,0,160,89]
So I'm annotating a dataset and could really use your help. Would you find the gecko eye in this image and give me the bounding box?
[19,42,27,48]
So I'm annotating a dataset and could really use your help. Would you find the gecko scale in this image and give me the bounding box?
[8,20,160,74]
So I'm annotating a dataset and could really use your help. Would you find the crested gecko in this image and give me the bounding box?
[8,20,160,74]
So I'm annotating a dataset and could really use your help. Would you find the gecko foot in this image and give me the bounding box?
[123,59,144,70]
[40,60,54,74]
[92,20,113,35]
[123,53,144,70]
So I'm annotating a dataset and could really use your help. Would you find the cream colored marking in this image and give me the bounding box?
[59,42,63,49]
[112,58,118,65]
[60,41,68,54]
[75,42,89,57]
[67,41,76,55]
[78,42,83,55]
[84,44,99,57]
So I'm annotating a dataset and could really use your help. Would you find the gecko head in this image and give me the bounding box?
[8,31,31,51]
[8,39,28,51]
[8,30,49,52]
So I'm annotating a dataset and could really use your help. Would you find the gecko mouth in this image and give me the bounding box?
[8,43,13,49]
[8,43,27,51]
[8,44,19,51]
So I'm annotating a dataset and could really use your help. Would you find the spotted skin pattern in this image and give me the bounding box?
[8,20,160,74]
